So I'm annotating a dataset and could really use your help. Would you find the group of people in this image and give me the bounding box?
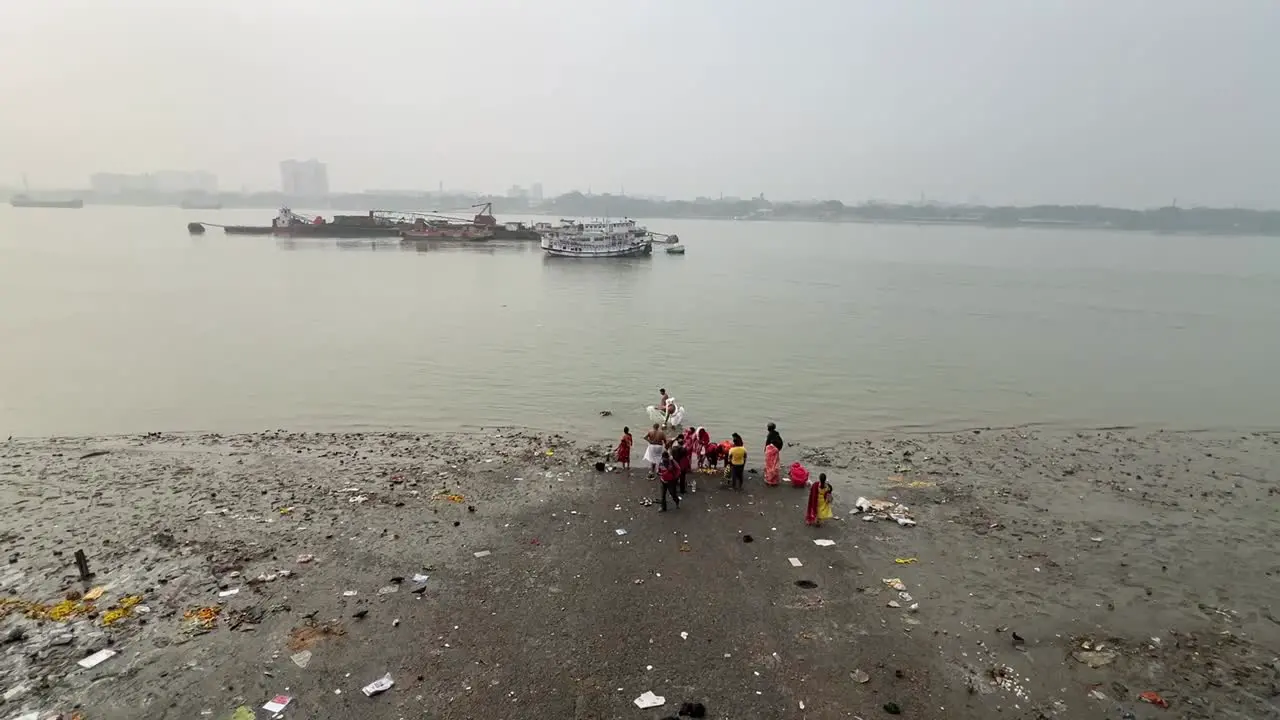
[613,390,834,524]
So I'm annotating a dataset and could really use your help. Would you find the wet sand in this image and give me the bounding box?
[1,428,1277,719]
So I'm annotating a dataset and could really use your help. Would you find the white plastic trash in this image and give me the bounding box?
[362,673,394,697]
[633,691,665,709]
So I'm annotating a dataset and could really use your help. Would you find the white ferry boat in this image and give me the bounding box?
[540,218,653,258]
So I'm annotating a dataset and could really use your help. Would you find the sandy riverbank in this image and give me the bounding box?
[0,428,1277,720]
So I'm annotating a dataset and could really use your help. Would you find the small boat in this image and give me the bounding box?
[10,195,83,209]
[665,244,686,255]
[540,218,653,258]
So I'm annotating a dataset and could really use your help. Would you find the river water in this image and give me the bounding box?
[1,205,1278,443]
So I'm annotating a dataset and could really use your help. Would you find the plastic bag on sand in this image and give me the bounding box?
[634,691,665,709]
[362,673,394,697]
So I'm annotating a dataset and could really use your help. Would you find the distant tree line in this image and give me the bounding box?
[535,192,1280,236]
[27,187,1280,235]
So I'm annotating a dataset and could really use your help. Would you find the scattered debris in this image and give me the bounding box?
[82,586,106,602]
[287,621,346,651]
[893,557,917,564]
[883,701,902,714]
[409,574,430,594]
[615,529,628,536]
[634,691,665,709]
[1073,649,1117,668]
[290,650,312,669]
[473,550,491,558]
[218,588,240,598]
[77,649,117,669]
[79,450,111,460]
[813,539,836,547]
[882,578,907,592]
[182,605,222,634]
[742,534,754,543]
[262,695,292,713]
[101,594,145,626]
[852,669,870,684]
[855,497,916,526]
[362,673,394,697]
[1139,691,1169,708]
[296,554,314,564]
[788,558,803,567]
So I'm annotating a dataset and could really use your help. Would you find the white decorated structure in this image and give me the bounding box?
[540,218,652,258]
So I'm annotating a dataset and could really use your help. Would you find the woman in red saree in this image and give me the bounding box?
[694,427,711,467]
[805,473,834,526]
[615,426,633,469]
[764,423,784,486]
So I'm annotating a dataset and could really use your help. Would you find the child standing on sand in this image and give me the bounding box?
[615,427,633,470]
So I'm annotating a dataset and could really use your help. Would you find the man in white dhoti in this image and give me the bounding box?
[643,423,667,476]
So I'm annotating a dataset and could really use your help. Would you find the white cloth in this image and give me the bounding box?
[643,443,665,465]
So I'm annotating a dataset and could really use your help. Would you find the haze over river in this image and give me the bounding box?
[2,206,1278,443]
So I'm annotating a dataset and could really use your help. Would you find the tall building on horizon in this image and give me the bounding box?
[280,159,329,196]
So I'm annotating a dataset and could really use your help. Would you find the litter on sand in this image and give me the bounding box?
[854,496,916,526]
[218,588,240,598]
[615,528,628,536]
[83,586,106,601]
[633,691,665,709]
[788,558,803,567]
[262,695,292,713]
[291,650,312,668]
[473,550,491,558]
[813,539,836,547]
[1139,691,1169,708]
[77,649,117,669]
[882,578,907,591]
[362,673,394,697]
[894,557,918,564]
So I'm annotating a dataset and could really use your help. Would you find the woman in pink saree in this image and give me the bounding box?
[764,422,783,486]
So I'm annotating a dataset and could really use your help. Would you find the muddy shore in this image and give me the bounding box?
[1,428,1277,720]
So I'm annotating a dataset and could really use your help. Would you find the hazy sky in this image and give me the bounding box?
[2,0,1277,206]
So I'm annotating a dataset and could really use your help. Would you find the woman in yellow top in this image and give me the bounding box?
[727,433,747,490]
